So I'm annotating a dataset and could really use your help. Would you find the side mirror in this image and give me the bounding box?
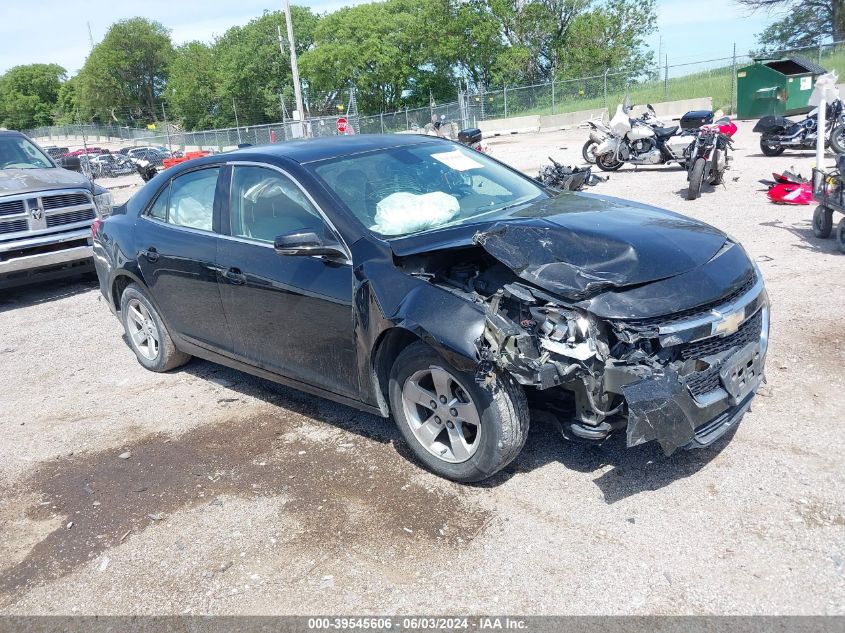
[273,231,347,261]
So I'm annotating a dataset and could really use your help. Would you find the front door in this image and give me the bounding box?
[216,164,358,398]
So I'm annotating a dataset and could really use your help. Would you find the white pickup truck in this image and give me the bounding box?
[0,130,113,289]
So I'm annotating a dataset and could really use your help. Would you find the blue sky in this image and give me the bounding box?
[0,0,778,76]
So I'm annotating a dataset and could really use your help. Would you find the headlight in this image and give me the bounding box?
[94,191,113,217]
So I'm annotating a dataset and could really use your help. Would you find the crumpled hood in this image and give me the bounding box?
[0,168,91,197]
[472,193,727,300]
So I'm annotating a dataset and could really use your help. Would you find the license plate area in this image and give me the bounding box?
[719,342,763,404]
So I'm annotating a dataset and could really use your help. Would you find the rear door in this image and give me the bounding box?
[135,165,233,354]
[216,163,358,398]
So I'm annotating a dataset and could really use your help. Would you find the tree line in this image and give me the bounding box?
[3,0,836,133]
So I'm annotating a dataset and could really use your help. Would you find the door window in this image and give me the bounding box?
[229,165,327,243]
[145,168,219,231]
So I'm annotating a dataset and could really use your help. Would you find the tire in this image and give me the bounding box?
[813,205,833,238]
[687,157,706,200]
[120,283,191,372]
[836,217,845,253]
[582,139,598,164]
[710,150,724,185]
[831,125,845,154]
[760,136,785,157]
[596,151,623,172]
[388,342,529,483]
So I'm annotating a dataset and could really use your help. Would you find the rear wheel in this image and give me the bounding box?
[596,151,623,172]
[120,284,191,372]
[388,342,529,483]
[687,157,706,200]
[760,137,785,156]
[830,125,845,154]
[813,205,833,238]
[582,139,598,164]
[836,217,845,253]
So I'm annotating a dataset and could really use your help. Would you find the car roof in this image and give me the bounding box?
[224,133,443,164]
[0,130,26,137]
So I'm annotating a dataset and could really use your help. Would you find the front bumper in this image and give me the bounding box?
[0,228,94,288]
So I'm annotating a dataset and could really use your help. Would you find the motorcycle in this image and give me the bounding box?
[686,117,737,200]
[753,99,845,156]
[537,157,606,191]
[594,100,695,172]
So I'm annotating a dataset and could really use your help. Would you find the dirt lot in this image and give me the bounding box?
[1,125,843,615]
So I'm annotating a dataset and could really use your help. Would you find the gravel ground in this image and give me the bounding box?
[0,124,843,615]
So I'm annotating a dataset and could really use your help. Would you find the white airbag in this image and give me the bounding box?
[372,191,460,235]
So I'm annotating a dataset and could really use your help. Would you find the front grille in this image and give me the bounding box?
[0,219,28,235]
[42,192,91,210]
[680,309,763,360]
[46,208,96,227]
[0,200,25,217]
[685,366,722,397]
[622,270,756,329]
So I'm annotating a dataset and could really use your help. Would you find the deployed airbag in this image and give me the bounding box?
[373,192,460,236]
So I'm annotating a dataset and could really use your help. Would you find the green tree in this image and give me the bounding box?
[167,41,220,129]
[0,63,67,129]
[738,0,845,48]
[76,17,173,124]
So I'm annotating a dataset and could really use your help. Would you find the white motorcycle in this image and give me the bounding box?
[594,101,695,172]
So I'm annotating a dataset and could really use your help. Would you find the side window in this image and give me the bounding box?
[230,165,326,243]
[148,183,169,221]
[166,167,219,231]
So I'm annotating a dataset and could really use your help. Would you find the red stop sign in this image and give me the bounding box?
[336,117,348,133]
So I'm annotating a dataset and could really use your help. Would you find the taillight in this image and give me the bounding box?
[91,218,103,238]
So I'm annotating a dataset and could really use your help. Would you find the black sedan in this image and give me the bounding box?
[92,135,769,482]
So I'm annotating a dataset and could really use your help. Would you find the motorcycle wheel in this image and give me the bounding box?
[837,217,845,254]
[582,140,598,164]
[830,125,845,154]
[710,151,723,185]
[760,137,785,157]
[596,152,623,172]
[687,157,705,200]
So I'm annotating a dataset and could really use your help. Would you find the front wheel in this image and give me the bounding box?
[120,284,191,372]
[830,125,845,154]
[687,157,706,200]
[388,342,529,483]
[813,205,833,238]
[582,139,599,164]
[595,151,623,172]
[837,217,845,253]
[760,136,785,157]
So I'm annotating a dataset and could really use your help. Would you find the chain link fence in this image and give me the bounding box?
[26,41,845,152]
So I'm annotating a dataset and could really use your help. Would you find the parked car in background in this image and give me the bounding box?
[0,130,112,289]
[42,146,69,160]
[92,135,768,482]
[65,147,104,157]
[88,153,136,178]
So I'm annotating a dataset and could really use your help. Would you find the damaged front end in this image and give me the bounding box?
[478,265,769,455]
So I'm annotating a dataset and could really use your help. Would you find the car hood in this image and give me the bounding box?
[0,168,91,197]
[391,192,727,301]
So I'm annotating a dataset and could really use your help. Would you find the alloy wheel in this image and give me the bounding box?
[126,298,160,361]
[401,365,481,463]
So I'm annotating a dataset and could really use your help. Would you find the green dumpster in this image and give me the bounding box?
[736,55,827,119]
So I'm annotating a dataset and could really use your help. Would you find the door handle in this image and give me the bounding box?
[142,246,159,262]
[223,268,246,285]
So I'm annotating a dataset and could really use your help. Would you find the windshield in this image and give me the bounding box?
[0,136,53,170]
[310,142,546,237]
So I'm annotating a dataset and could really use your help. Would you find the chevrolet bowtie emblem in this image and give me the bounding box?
[713,309,744,336]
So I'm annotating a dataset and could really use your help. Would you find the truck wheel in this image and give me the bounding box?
[687,157,705,200]
[582,140,598,164]
[813,205,833,238]
[760,137,785,157]
[120,284,191,372]
[388,342,529,483]
[836,217,845,253]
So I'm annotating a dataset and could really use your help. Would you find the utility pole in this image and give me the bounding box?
[283,0,308,137]
[232,98,242,144]
[730,43,737,115]
[87,22,95,51]
[161,104,172,156]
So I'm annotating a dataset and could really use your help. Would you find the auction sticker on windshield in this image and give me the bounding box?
[431,149,484,171]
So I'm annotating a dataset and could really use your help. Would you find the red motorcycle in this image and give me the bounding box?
[686,117,737,200]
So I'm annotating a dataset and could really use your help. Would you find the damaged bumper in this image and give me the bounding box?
[481,261,770,456]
